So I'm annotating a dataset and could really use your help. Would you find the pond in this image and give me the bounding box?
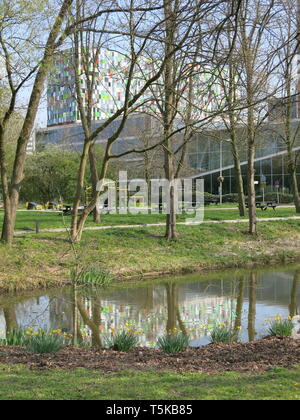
[0,265,299,347]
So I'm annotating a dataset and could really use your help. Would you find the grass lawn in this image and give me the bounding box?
[0,364,299,400]
[0,205,298,232]
[0,218,300,291]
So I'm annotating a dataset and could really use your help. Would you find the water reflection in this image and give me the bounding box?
[0,266,299,347]
[289,270,300,318]
[248,273,257,342]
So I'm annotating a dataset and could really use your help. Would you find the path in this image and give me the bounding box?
[13,216,300,236]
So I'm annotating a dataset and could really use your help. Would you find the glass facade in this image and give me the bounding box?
[36,114,153,158]
[189,122,300,195]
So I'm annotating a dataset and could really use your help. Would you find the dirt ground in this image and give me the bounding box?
[1,338,300,374]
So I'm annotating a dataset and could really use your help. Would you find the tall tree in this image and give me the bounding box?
[237,0,281,234]
[275,0,300,212]
[0,0,75,244]
[69,0,205,243]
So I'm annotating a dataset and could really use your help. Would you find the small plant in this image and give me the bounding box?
[26,329,70,354]
[210,324,240,344]
[71,267,114,286]
[0,328,28,346]
[267,315,294,338]
[105,330,139,352]
[105,324,143,352]
[157,330,190,354]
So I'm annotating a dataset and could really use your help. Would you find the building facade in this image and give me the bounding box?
[189,121,300,196]
[47,49,153,127]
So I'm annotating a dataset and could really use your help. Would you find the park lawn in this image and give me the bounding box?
[0,219,300,292]
[0,206,298,232]
[0,364,299,400]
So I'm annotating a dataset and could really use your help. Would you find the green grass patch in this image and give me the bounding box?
[0,365,299,400]
[0,205,298,232]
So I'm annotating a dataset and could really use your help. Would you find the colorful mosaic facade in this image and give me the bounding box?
[47,48,228,127]
[47,49,144,126]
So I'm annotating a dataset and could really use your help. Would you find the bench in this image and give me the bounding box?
[204,200,219,206]
[62,205,87,215]
[246,202,277,211]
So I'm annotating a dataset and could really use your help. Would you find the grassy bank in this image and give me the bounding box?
[0,364,299,400]
[0,218,300,292]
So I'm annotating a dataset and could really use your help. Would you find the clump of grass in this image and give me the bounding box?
[210,325,240,344]
[71,267,114,286]
[105,330,140,352]
[267,316,294,338]
[26,329,70,354]
[0,328,28,346]
[157,331,190,354]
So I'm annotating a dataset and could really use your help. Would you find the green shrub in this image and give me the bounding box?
[222,194,240,203]
[26,329,68,354]
[157,332,190,354]
[267,316,294,338]
[71,267,114,286]
[0,329,28,346]
[210,325,239,344]
[105,330,140,352]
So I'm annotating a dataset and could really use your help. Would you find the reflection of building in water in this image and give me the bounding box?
[49,293,74,333]
[0,293,74,337]
[79,291,236,347]
[0,270,298,345]
[0,312,5,338]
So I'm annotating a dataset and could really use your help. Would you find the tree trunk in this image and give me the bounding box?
[163,0,178,241]
[234,277,245,331]
[287,145,300,213]
[246,77,257,235]
[72,147,111,243]
[1,207,15,244]
[76,297,102,348]
[89,145,101,223]
[165,157,178,241]
[289,269,300,317]
[234,157,246,217]
[227,50,246,218]
[248,273,257,342]
[0,0,73,244]
[166,283,178,333]
[71,141,91,242]
[230,130,246,217]
[4,306,18,333]
[248,141,257,234]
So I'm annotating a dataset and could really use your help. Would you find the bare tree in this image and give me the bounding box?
[0,0,75,244]
[140,0,243,240]
[69,0,207,243]
[236,0,283,234]
[274,0,300,212]
[213,16,247,216]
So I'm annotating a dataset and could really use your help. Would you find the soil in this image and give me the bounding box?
[1,337,300,374]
